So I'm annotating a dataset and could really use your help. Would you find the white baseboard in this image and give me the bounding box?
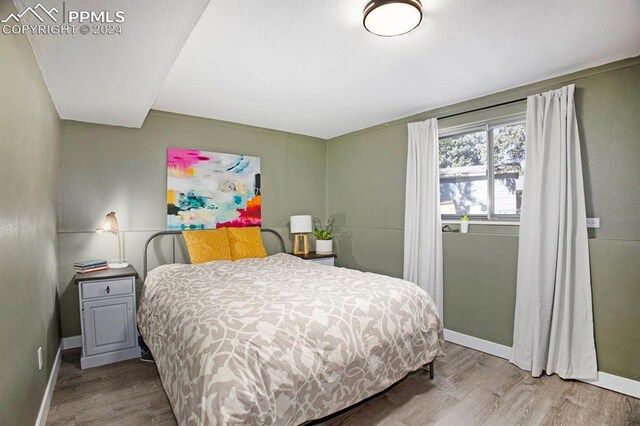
[35,344,62,426]
[443,328,639,399]
[61,335,82,350]
[444,329,512,359]
[583,372,640,399]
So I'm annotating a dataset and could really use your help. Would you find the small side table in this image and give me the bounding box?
[289,251,337,267]
[75,266,140,369]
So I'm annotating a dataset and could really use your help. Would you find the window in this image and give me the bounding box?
[439,116,526,220]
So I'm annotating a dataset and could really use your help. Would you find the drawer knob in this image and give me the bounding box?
[106,286,111,294]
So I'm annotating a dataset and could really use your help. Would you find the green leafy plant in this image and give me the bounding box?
[313,217,334,240]
[460,215,470,222]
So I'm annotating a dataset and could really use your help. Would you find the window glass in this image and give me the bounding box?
[493,124,526,215]
[438,120,526,219]
[439,131,488,216]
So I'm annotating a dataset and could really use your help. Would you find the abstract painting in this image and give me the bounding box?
[167,148,261,230]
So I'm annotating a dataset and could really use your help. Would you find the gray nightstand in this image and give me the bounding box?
[75,266,141,369]
[290,251,337,266]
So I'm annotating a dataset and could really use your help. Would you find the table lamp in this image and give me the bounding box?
[96,211,128,268]
[290,215,312,255]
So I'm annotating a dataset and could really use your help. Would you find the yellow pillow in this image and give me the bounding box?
[227,227,267,260]
[182,229,232,263]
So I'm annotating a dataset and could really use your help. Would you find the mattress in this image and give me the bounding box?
[138,253,444,425]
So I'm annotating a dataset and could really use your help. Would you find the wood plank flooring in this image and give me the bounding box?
[46,342,639,425]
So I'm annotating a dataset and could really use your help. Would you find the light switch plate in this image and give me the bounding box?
[586,218,600,228]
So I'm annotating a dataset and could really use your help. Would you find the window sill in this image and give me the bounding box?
[442,220,520,226]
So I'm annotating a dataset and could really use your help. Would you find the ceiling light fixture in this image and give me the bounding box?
[363,0,423,37]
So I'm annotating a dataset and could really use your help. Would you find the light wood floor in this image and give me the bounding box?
[46,342,639,426]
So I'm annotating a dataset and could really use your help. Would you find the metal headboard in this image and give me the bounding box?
[143,228,286,279]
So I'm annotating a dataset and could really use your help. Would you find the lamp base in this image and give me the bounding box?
[293,234,309,255]
[108,262,129,269]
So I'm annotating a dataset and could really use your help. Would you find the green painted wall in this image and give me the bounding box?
[326,57,640,381]
[0,1,62,423]
[58,112,327,337]
[54,54,640,382]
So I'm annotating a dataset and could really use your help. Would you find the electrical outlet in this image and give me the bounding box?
[586,218,600,228]
[37,347,43,370]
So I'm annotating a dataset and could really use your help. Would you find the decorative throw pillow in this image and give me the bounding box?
[226,227,267,260]
[182,229,232,263]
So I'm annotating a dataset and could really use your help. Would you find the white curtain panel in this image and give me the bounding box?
[404,118,444,318]
[510,84,597,380]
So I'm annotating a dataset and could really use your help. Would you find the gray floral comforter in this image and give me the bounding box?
[138,253,444,425]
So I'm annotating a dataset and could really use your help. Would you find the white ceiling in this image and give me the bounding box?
[18,0,210,128]
[21,1,640,138]
[153,0,640,138]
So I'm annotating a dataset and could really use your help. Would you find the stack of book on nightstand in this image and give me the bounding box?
[74,259,108,273]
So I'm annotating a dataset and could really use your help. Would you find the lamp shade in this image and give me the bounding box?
[363,0,423,37]
[290,215,312,234]
[96,211,119,235]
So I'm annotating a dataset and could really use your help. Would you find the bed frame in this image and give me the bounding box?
[141,227,435,380]
[142,228,286,279]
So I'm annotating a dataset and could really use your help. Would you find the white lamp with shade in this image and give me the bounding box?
[96,211,128,269]
[290,215,312,255]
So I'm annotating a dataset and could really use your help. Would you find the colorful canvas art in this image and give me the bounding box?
[167,148,261,230]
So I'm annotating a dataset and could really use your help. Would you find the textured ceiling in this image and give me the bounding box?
[153,0,640,138]
[17,0,210,127]
[19,1,640,138]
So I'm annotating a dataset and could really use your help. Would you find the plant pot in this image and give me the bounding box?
[316,239,333,255]
[460,222,469,233]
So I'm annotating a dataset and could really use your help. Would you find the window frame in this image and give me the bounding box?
[438,112,526,222]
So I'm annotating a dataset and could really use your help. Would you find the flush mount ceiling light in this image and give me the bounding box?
[363,0,423,37]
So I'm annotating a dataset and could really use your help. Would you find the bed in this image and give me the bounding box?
[138,229,444,425]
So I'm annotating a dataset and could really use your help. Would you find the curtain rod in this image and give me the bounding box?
[437,97,527,121]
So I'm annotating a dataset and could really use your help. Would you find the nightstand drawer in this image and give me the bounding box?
[81,277,134,300]
[312,257,335,266]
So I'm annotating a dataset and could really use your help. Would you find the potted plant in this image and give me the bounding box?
[460,215,470,233]
[313,217,334,254]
